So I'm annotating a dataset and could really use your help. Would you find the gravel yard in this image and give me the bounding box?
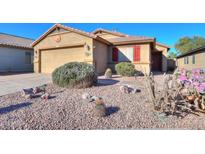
[0,75,205,129]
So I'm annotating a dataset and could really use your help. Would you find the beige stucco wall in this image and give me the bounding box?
[155,44,168,72]
[33,29,94,73]
[177,51,205,70]
[107,43,151,74]
[93,40,108,74]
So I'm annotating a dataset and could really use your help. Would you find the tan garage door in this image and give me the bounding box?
[40,47,84,73]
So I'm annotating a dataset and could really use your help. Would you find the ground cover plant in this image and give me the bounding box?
[115,62,135,76]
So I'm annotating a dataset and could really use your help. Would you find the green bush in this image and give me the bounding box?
[115,62,136,76]
[52,62,97,88]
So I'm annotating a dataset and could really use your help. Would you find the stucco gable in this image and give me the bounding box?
[31,24,111,47]
[47,27,68,36]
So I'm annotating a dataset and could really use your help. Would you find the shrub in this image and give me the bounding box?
[115,62,135,76]
[52,62,97,88]
[104,68,112,78]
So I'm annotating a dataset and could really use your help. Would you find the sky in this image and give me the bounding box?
[1,23,205,53]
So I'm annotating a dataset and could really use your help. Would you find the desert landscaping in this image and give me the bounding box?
[0,73,205,130]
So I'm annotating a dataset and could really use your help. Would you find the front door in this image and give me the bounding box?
[151,52,162,71]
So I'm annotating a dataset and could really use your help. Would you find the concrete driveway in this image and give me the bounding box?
[0,73,52,96]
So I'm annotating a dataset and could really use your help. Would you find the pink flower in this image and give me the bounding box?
[179,75,187,81]
[196,82,205,93]
[193,81,200,87]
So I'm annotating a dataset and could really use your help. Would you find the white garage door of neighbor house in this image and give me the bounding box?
[0,48,33,72]
[40,47,84,73]
[118,47,133,62]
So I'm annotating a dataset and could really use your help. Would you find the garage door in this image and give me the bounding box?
[40,47,84,73]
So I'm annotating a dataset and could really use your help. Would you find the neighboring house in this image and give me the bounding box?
[176,46,205,70]
[31,24,170,74]
[0,33,34,72]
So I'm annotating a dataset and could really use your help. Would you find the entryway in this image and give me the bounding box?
[151,52,162,71]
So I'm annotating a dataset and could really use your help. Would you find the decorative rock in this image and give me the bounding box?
[33,87,41,94]
[104,68,112,79]
[41,93,50,100]
[22,88,34,98]
[25,94,33,99]
[120,85,130,94]
[33,84,47,94]
[120,84,140,94]
[82,93,92,100]
[91,96,102,102]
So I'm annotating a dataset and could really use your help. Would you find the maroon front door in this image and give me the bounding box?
[151,52,162,71]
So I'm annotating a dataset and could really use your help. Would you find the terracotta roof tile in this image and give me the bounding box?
[156,42,170,49]
[0,33,33,49]
[107,36,155,43]
[92,28,128,37]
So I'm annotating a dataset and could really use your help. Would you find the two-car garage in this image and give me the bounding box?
[40,46,85,73]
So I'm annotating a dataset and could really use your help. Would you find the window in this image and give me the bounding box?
[25,52,31,64]
[112,47,118,62]
[184,57,189,64]
[184,57,186,64]
[118,47,133,62]
[192,55,195,64]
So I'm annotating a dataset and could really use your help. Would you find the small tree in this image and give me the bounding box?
[167,51,178,59]
[175,36,205,54]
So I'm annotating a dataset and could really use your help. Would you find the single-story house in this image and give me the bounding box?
[176,46,205,70]
[31,24,170,74]
[0,33,34,72]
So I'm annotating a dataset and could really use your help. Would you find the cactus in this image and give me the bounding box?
[93,98,107,117]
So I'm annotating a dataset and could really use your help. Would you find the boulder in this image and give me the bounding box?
[82,93,92,100]
[41,93,50,100]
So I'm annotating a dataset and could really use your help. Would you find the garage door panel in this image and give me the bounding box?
[41,47,84,73]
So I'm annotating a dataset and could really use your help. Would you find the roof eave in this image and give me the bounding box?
[156,42,170,49]
[31,24,59,47]
[92,29,127,37]
[95,36,112,45]
[0,43,33,50]
[111,39,155,45]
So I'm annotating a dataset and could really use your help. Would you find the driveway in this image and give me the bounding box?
[0,73,52,96]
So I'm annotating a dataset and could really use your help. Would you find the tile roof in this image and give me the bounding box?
[107,36,155,44]
[31,24,169,48]
[92,28,157,45]
[92,28,128,37]
[0,33,33,49]
[156,42,170,49]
